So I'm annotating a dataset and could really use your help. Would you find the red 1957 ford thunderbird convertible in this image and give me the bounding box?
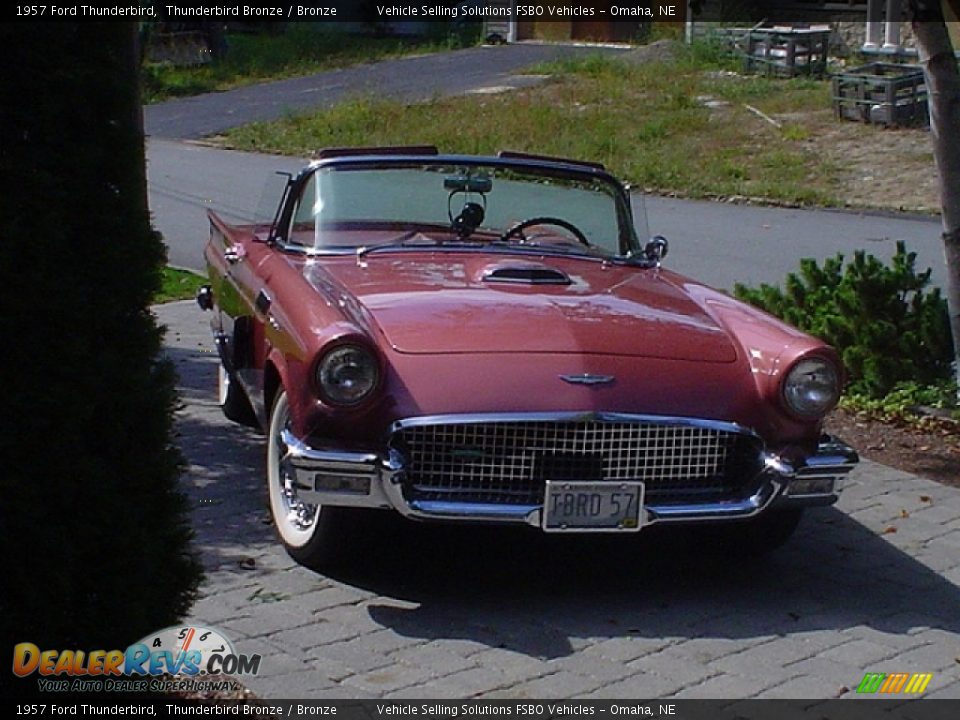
[198,146,858,569]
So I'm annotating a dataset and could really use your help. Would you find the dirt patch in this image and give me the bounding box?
[619,39,682,65]
[744,98,939,214]
[808,118,939,213]
[825,408,960,488]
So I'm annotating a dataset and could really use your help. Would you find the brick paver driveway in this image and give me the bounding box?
[158,302,960,700]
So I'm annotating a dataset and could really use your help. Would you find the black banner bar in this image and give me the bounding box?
[2,1,907,24]
[3,700,960,720]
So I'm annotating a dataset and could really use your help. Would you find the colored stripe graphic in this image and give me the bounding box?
[904,673,933,694]
[856,673,886,694]
[880,672,910,693]
[856,672,933,694]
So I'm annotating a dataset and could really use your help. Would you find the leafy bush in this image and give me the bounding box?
[841,380,960,423]
[734,242,954,398]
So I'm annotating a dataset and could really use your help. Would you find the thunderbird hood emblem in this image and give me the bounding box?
[560,374,615,386]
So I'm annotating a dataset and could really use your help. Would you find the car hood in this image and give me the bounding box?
[308,253,738,363]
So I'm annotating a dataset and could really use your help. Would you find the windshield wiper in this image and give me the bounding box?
[356,233,616,261]
[489,239,601,257]
[356,231,440,258]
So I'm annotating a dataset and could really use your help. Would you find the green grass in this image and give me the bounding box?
[142,26,477,103]
[156,267,206,304]
[222,48,842,207]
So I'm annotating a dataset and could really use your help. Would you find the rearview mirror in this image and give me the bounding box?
[444,174,493,194]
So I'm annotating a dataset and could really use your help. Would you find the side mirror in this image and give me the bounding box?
[644,235,669,263]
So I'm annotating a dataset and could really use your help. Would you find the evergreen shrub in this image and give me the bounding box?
[0,23,202,663]
[734,242,954,398]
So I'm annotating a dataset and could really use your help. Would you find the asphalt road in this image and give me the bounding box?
[148,138,947,292]
[145,43,630,140]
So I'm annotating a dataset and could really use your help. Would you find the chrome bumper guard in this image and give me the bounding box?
[779,435,860,502]
[281,429,859,528]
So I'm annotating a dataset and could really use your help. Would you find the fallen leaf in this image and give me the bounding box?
[835,685,850,698]
[900,509,910,519]
[920,496,932,503]
[882,526,898,534]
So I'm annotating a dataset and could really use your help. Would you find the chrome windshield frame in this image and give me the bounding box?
[271,154,642,259]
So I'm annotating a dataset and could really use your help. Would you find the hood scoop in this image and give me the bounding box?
[480,261,572,286]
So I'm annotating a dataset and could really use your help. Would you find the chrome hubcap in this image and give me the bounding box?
[274,421,318,532]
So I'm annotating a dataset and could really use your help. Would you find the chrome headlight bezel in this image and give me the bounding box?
[782,356,841,418]
[314,344,380,407]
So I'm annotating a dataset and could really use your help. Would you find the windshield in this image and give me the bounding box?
[287,161,641,257]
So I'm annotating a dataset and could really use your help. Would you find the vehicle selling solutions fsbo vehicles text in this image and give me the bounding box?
[376,4,510,18]
[376,3,678,20]
[372,704,676,716]
[373,4,669,19]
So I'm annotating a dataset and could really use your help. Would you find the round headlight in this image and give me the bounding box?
[316,345,379,406]
[783,357,840,417]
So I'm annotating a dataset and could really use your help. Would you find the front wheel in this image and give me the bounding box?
[267,390,348,569]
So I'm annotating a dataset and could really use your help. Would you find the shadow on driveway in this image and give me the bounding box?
[168,342,960,663]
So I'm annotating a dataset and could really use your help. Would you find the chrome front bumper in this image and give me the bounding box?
[280,428,859,528]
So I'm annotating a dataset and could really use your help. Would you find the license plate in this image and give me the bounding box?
[543,481,644,532]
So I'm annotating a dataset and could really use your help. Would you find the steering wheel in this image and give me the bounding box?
[499,216,590,247]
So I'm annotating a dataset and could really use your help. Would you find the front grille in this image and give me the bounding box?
[391,419,763,506]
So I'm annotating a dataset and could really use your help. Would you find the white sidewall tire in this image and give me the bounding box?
[267,391,322,550]
[218,363,257,427]
[218,364,231,407]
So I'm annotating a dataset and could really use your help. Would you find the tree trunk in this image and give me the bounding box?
[909,3,960,385]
